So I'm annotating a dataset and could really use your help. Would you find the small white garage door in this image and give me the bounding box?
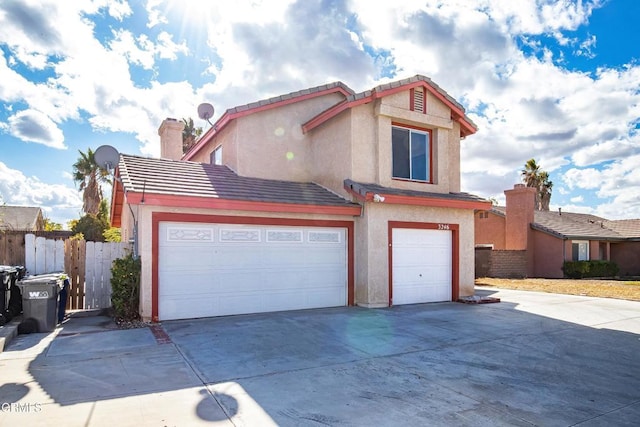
[158,222,347,320]
[392,228,452,305]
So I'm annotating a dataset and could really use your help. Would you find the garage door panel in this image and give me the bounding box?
[158,222,347,320]
[160,249,215,270]
[392,228,452,305]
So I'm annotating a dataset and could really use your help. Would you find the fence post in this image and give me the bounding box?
[25,234,36,273]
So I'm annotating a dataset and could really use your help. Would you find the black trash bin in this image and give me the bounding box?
[17,273,64,333]
[0,266,17,325]
[7,266,25,319]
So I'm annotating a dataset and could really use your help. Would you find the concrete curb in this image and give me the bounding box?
[0,316,21,353]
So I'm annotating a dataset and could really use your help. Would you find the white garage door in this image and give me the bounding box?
[158,222,347,320]
[392,228,452,305]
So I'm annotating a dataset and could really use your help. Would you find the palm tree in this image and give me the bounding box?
[182,117,203,153]
[521,158,553,211]
[72,148,111,215]
[539,171,553,211]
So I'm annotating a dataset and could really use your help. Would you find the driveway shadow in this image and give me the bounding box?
[0,313,235,425]
[164,294,640,426]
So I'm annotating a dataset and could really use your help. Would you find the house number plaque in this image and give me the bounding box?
[438,223,450,230]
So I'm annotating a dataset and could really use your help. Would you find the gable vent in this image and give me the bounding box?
[411,88,425,113]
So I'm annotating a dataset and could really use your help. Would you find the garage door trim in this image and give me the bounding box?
[388,221,459,306]
[152,212,355,321]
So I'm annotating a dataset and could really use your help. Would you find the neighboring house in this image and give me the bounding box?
[111,75,491,322]
[0,206,45,231]
[475,184,640,278]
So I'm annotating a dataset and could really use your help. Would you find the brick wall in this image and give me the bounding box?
[488,250,528,278]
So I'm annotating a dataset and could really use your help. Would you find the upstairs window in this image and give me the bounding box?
[392,126,431,182]
[211,146,223,165]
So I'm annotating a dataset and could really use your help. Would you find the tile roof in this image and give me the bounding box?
[225,82,354,115]
[531,211,623,240]
[118,154,360,208]
[0,206,43,230]
[490,206,628,240]
[602,219,640,239]
[345,180,490,205]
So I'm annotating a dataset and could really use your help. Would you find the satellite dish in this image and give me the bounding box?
[197,103,215,126]
[94,145,120,172]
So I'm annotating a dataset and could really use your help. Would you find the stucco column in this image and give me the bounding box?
[504,184,536,250]
[158,118,185,161]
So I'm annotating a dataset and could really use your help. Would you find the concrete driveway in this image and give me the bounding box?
[0,288,638,426]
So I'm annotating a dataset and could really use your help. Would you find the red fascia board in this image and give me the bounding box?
[182,111,232,161]
[344,185,491,210]
[125,191,362,216]
[304,80,477,136]
[184,86,353,160]
[303,96,372,133]
[110,170,125,227]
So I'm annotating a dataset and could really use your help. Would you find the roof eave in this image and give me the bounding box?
[345,184,491,211]
[530,223,625,241]
[304,77,478,136]
[122,191,362,216]
[184,84,353,161]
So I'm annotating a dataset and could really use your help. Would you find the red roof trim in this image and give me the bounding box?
[345,185,491,211]
[110,168,125,227]
[184,85,352,161]
[303,80,477,137]
[124,192,362,216]
[302,96,372,134]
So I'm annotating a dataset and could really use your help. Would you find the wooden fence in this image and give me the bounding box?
[24,234,130,310]
[0,230,72,266]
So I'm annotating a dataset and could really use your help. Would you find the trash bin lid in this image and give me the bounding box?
[19,275,63,285]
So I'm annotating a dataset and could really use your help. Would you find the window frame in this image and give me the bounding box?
[391,123,433,183]
[571,240,589,261]
[211,145,223,165]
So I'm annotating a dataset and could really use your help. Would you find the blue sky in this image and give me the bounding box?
[0,0,639,226]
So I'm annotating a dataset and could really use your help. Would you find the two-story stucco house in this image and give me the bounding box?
[111,75,491,321]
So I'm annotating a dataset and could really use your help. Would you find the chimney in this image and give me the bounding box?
[504,184,536,250]
[158,118,185,160]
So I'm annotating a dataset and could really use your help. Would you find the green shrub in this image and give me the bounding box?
[110,253,141,321]
[562,260,619,279]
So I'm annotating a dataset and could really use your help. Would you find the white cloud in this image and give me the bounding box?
[1,0,639,223]
[0,161,82,225]
[3,109,66,149]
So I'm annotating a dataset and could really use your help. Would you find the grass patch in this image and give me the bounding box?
[475,278,640,302]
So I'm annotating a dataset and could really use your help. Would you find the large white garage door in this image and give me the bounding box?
[392,228,452,305]
[158,222,347,320]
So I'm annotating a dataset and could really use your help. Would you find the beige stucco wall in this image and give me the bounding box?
[133,203,356,321]
[354,202,476,308]
[427,92,452,119]
[189,93,346,181]
[187,121,239,169]
[310,108,354,199]
[374,96,458,194]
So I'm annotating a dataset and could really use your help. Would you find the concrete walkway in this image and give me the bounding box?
[0,288,638,426]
